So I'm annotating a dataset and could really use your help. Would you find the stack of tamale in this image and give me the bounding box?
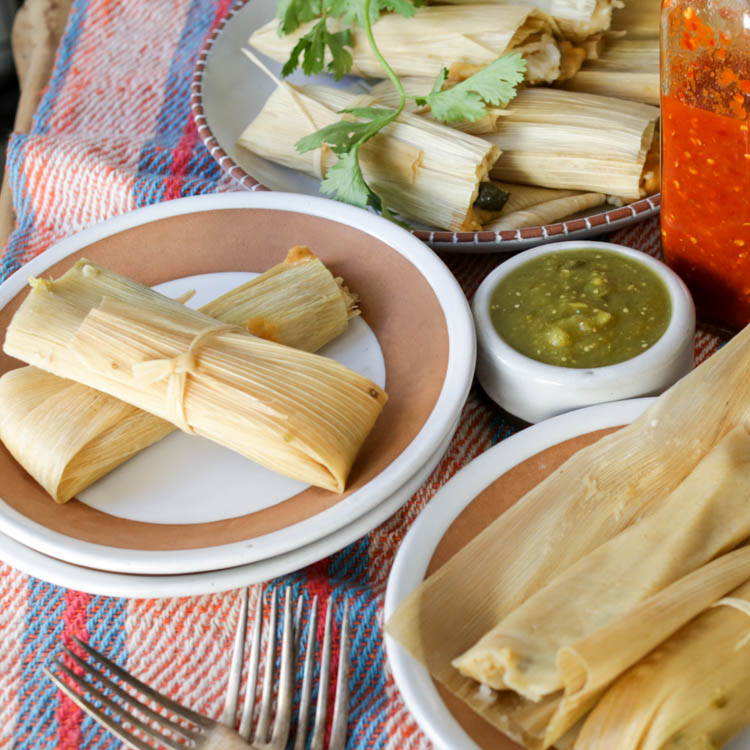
[237,0,661,232]
[0,248,385,499]
[387,321,750,749]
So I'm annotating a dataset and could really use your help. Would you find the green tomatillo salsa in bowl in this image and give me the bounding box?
[472,241,696,423]
[489,249,673,369]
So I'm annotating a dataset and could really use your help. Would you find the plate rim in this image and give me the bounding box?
[383,397,654,750]
[0,192,476,575]
[0,416,459,598]
[189,0,661,252]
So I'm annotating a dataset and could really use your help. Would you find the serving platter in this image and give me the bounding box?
[384,398,750,750]
[0,192,475,576]
[190,0,661,253]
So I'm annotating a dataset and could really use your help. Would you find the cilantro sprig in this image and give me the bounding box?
[278,0,526,222]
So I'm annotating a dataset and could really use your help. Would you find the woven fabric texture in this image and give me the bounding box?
[0,0,724,748]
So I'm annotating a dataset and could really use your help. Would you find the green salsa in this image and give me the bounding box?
[489,249,672,368]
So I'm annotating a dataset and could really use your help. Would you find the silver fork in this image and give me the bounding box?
[44,587,351,750]
[44,637,247,749]
[221,587,351,750]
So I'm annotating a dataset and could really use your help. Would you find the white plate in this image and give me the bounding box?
[190,0,660,252]
[0,416,457,598]
[0,192,475,575]
[386,397,750,749]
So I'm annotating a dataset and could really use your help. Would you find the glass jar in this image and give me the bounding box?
[660,0,750,331]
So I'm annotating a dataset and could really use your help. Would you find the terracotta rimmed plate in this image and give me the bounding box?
[190,0,661,253]
[0,192,475,576]
[385,399,661,750]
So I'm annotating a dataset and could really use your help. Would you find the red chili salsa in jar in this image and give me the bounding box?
[661,0,750,330]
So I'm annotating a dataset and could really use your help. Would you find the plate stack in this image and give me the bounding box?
[0,193,476,598]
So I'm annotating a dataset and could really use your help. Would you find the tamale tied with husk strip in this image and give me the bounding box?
[575,577,750,750]
[2,259,386,493]
[0,247,359,503]
[386,320,750,747]
[236,80,501,232]
[249,5,585,85]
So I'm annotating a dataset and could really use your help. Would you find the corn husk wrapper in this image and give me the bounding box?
[369,80,658,200]
[575,578,750,750]
[0,248,359,503]
[2,260,386,493]
[454,423,750,744]
[560,37,659,105]
[482,88,659,199]
[249,5,581,85]
[237,82,499,232]
[385,321,750,748]
[429,0,621,42]
[485,185,605,230]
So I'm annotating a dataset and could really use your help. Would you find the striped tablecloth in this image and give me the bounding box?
[0,1,724,748]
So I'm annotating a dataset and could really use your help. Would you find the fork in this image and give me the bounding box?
[221,587,351,750]
[44,588,351,750]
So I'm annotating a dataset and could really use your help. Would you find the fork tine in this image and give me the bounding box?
[328,600,351,750]
[221,587,249,726]
[60,647,197,742]
[254,587,278,743]
[292,595,318,750]
[269,588,295,747]
[309,598,334,750]
[71,636,210,726]
[239,586,264,740]
[43,667,176,750]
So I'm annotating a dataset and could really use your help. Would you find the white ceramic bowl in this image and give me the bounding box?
[472,240,696,423]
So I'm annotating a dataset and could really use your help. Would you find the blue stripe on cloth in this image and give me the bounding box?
[14,579,66,749]
[342,589,388,750]
[2,134,35,282]
[80,596,128,748]
[33,0,89,135]
[131,0,222,208]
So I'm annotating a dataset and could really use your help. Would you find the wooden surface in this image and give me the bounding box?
[0,0,72,248]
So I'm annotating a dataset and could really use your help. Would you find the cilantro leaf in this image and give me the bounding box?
[280,16,353,79]
[320,148,374,207]
[277,0,322,35]
[420,53,527,123]
[296,106,397,155]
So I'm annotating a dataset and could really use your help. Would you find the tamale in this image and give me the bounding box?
[429,0,621,42]
[560,37,659,106]
[485,186,606,230]
[249,5,584,85]
[237,81,500,232]
[575,578,750,750]
[453,424,750,729]
[370,81,659,200]
[2,260,387,493]
[483,88,660,199]
[0,248,359,503]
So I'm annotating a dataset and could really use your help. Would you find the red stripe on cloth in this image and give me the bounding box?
[55,590,90,750]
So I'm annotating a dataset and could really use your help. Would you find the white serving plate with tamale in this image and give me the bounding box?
[0,192,474,576]
[191,0,660,253]
[384,398,750,750]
